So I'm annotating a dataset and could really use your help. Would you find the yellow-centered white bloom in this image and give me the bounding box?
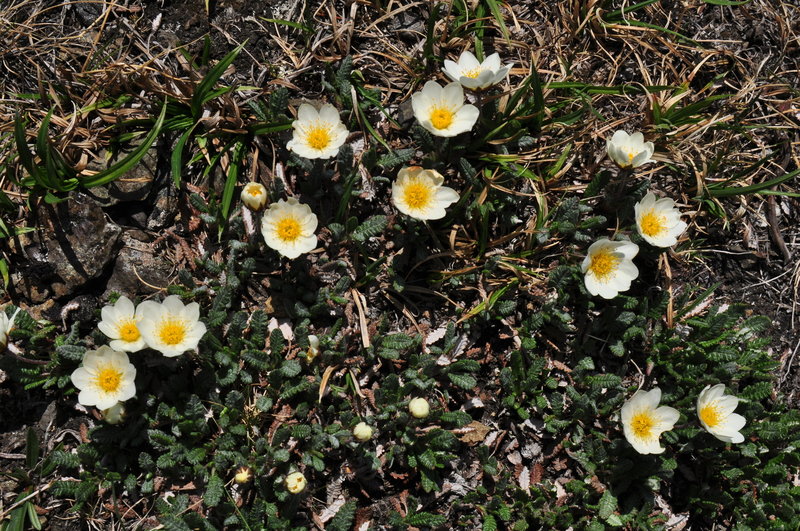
[443,51,513,90]
[286,103,348,160]
[0,307,20,349]
[391,167,459,220]
[101,402,126,425]
[581,238,639,299]
[408,397,430,419]
[285,471,307,494]
[241,182,268,211]
[606,130,655,169]
[696,384,746,444]
[411,81,479,137]
[138,295,206,357]
[620,387,679,455]
[353,422,373,442]
[634,192,687,248]
[70,346,137,410]
[306,334,320,362]
[97,296,148,353]
[260,198,318,259]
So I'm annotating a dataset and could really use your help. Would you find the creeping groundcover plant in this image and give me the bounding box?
[4,15,799,530]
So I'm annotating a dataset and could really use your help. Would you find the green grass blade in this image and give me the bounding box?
[172,122,199,188]
[259,17,313,33]
[79,102,167,188]
[219,140,245,240]
[191,41,246,119]
[707,167,800,198]
[485,0,510,42]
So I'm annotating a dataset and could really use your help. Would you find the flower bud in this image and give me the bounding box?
[408,397,430,419]
[234,466,253,485]
[284,471,306,494]
[101,402,126,425]
[352,422,373,442]
[306,335,320,362]
[241,182,268,211]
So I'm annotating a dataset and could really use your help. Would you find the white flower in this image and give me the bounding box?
[353,422,373,442]
[0,307,20,349]
[581,239,639,299]
[138,295,207,357]
[97,296,148,353]
[285,471,307,494]
[286,103,348,160]
[411,81,479,137]
[241,182,268,211]
[260,198,318,259]
[634,192,687,248]
[70,346,137,410]
[101,402,126,425]
[606,130,655,169]
[443,51,513,90]
[696,384,746,444]
[391,167,459,220]
[620,387,679,455]
[305,334,320,362]
[234,466,253,485]
[408,397,430,419]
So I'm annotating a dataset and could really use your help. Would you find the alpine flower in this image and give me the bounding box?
[606,130,654,169]
[408,397,430,419]
[443,51,513,90]
[635,192,687,247]
[70,346,137,410]
[696,384,746,444]
[286,103,348,159]
[411,81,479,137]
[285,471,307,494]
[97,296,148,352]
[620,387,679,455]
[241,182,268,211]
[260,198,318,259]
[581,238,639,299]
[138,295,207,357]
[0,307,20,349]
[391,167,459,220]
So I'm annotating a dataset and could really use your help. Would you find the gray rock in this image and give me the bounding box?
[17,193,121,300]
[83,147,158,206]
[104,229,172,297]
[147,185,179,231]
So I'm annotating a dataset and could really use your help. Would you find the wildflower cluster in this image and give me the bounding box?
[621,385,746,454]
[70,295,205,417]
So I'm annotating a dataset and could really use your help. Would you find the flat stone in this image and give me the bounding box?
[17,193,121,301]
[104,229,172,298]
[83,147,159,206]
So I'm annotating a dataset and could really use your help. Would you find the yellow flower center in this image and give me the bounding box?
[429,107,454,130]
[158,318,188,346]
[640,209,666,237]
[402,180,433,210]
[462,67,482,79]
[118,320,141,343]
[94,366,123,393]
[276,216,302,243]
[245,184,262,197]
[630,411,656,439]
[306,125,331,151]
[588,249,619,281]
[699,402,722,428]
[627,151,636,162]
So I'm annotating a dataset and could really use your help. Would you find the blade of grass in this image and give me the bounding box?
[172,122,200,187]
[191,41,246,119]
[707,168,800,198]
[80,102,167,188]
[219,139,245,241]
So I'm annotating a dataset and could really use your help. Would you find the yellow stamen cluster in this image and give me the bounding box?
[588,249,619,280]
[158,319,188,346]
